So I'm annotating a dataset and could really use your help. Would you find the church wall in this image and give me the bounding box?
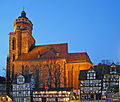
[16,30,22,59]
[66,62,93,91]
[9,33,16,63]
[13,59,66,88]
[28,32,35,50]
[21,31,29,53]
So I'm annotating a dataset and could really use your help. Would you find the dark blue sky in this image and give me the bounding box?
[0,0,120,76]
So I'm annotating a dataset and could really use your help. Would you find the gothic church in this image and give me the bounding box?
[6,10,93,94]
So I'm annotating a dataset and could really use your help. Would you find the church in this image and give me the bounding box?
[6,10,93,94]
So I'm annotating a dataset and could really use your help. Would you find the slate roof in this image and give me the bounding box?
[16,43,68,61]
[15,43,92,64]
[94,63,120,75]
[18,10,28,19]
[67,52,92,63]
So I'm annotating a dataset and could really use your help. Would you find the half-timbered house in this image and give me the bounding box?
[79,67,102,100]
[12,74,35,102]
[102,63,120,96]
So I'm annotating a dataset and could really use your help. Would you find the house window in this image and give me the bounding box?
[90,77,93,79]
[90,73,93,77]
[112,67,115,71]
[87,74,89,79]
[87,72,96,79]
[38,51,40,58]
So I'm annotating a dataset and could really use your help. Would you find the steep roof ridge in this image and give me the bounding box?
[35,43,68,47]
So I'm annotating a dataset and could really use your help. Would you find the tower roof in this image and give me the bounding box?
[18,10,28,19]
[14,9,33,31]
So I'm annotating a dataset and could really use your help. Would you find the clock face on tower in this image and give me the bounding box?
[17,75,25,84]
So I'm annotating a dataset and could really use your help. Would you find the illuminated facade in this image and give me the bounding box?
[33,88,72,102]
[6,10,93,94]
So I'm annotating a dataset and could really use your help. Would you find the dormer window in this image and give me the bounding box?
[38,55,40,58]
[37,51,40,58]
[56,52,60,57]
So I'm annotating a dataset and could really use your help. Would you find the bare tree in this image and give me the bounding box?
[50,60,65,88]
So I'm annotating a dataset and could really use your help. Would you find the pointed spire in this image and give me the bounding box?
[18,8,28,19]
[21,9,26,17]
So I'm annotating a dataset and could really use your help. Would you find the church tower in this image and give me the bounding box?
[6,10,35,93]
[9,10,35,62]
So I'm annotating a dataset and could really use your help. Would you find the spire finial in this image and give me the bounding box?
[23,6,24,11]
[21,7,26,17]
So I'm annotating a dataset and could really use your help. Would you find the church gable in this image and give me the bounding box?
[40,48,57,59]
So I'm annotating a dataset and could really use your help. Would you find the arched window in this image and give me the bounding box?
[12,38,16,50]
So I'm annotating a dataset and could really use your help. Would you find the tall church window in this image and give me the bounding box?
[13,54,15,61]
[12,38,16,50]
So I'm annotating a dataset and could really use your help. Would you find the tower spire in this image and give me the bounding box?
[21,9,26,18]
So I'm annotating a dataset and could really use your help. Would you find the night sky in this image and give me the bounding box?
[0,0,120,76]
